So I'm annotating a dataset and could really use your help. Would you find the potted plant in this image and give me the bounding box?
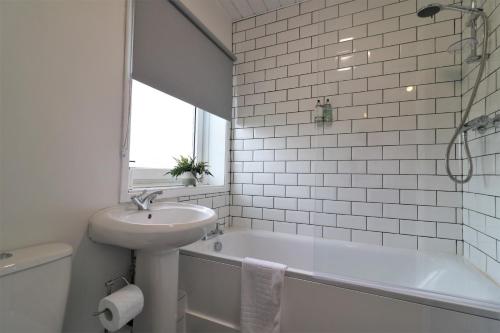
[166,155,213,187]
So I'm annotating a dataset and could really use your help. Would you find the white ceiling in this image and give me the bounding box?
[217,0,303,22]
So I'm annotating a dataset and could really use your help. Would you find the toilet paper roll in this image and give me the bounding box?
[98,284,144,332]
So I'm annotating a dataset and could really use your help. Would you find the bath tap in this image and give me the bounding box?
[202,222,224,240]
[130,190,163,210]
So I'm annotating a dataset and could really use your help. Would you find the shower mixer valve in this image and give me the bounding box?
[461,114,500,135]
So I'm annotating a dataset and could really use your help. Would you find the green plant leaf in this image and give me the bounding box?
[165,155,213,180]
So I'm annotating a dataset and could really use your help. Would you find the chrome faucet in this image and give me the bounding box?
[202,222,224,240]
[131,190,163,210]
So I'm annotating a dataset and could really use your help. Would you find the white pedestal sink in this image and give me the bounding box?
[89,202,217,333]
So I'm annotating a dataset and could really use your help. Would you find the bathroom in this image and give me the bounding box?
[1,0,500,332]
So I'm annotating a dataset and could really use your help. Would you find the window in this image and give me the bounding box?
[126,80,227,191]
[130,80,195,170]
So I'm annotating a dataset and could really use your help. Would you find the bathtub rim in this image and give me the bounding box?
[181,230,500,322]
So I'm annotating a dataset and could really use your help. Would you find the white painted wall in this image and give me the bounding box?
[0,1,130,331]
[178,0,233,50]
[0,2,4,252]
[0,0,232,330]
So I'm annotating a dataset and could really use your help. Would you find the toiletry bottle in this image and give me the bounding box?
[323,99,333,122]
[314,100,323,123]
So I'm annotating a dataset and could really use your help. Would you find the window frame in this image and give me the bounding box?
[119,0,229,203]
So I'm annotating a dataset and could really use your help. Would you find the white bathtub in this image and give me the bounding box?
[179,229,500,333]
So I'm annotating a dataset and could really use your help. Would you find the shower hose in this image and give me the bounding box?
[445,10,488,184]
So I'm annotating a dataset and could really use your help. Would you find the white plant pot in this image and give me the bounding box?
[180,172,197,187]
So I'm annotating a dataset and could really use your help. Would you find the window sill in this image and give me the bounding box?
[124,183,229,202]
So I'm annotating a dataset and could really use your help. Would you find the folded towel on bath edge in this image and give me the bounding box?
[241,257,287,333]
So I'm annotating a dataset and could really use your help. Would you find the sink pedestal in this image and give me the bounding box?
[134,248,179,333]
[88,202,217,332]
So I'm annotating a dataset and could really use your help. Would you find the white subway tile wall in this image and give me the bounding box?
[462,0,500,284]
[178,192,231,228]
[230,0,464,254]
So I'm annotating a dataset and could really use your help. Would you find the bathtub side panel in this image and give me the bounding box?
[185,313,238,333]
[179,255,241,326]
[282,277,500,333]
[179,254,500,333]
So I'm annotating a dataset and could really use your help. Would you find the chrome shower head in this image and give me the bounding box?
[417,3,482,18]
[417,4,442,17]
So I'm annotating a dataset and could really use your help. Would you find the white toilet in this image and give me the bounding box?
[0,242,72,333]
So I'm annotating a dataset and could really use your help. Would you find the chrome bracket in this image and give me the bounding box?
[92,276,130,317]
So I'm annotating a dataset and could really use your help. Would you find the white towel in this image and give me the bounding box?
[241,257,287,333]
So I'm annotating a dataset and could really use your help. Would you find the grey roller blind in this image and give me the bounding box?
[132,0,233,121]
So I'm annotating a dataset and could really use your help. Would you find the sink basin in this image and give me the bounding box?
[89,202,217,250]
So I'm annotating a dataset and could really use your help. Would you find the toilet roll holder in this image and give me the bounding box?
[92,276,130,317]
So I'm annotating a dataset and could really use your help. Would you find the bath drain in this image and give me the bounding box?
[0,252,13,260]
[214,240,222,252]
